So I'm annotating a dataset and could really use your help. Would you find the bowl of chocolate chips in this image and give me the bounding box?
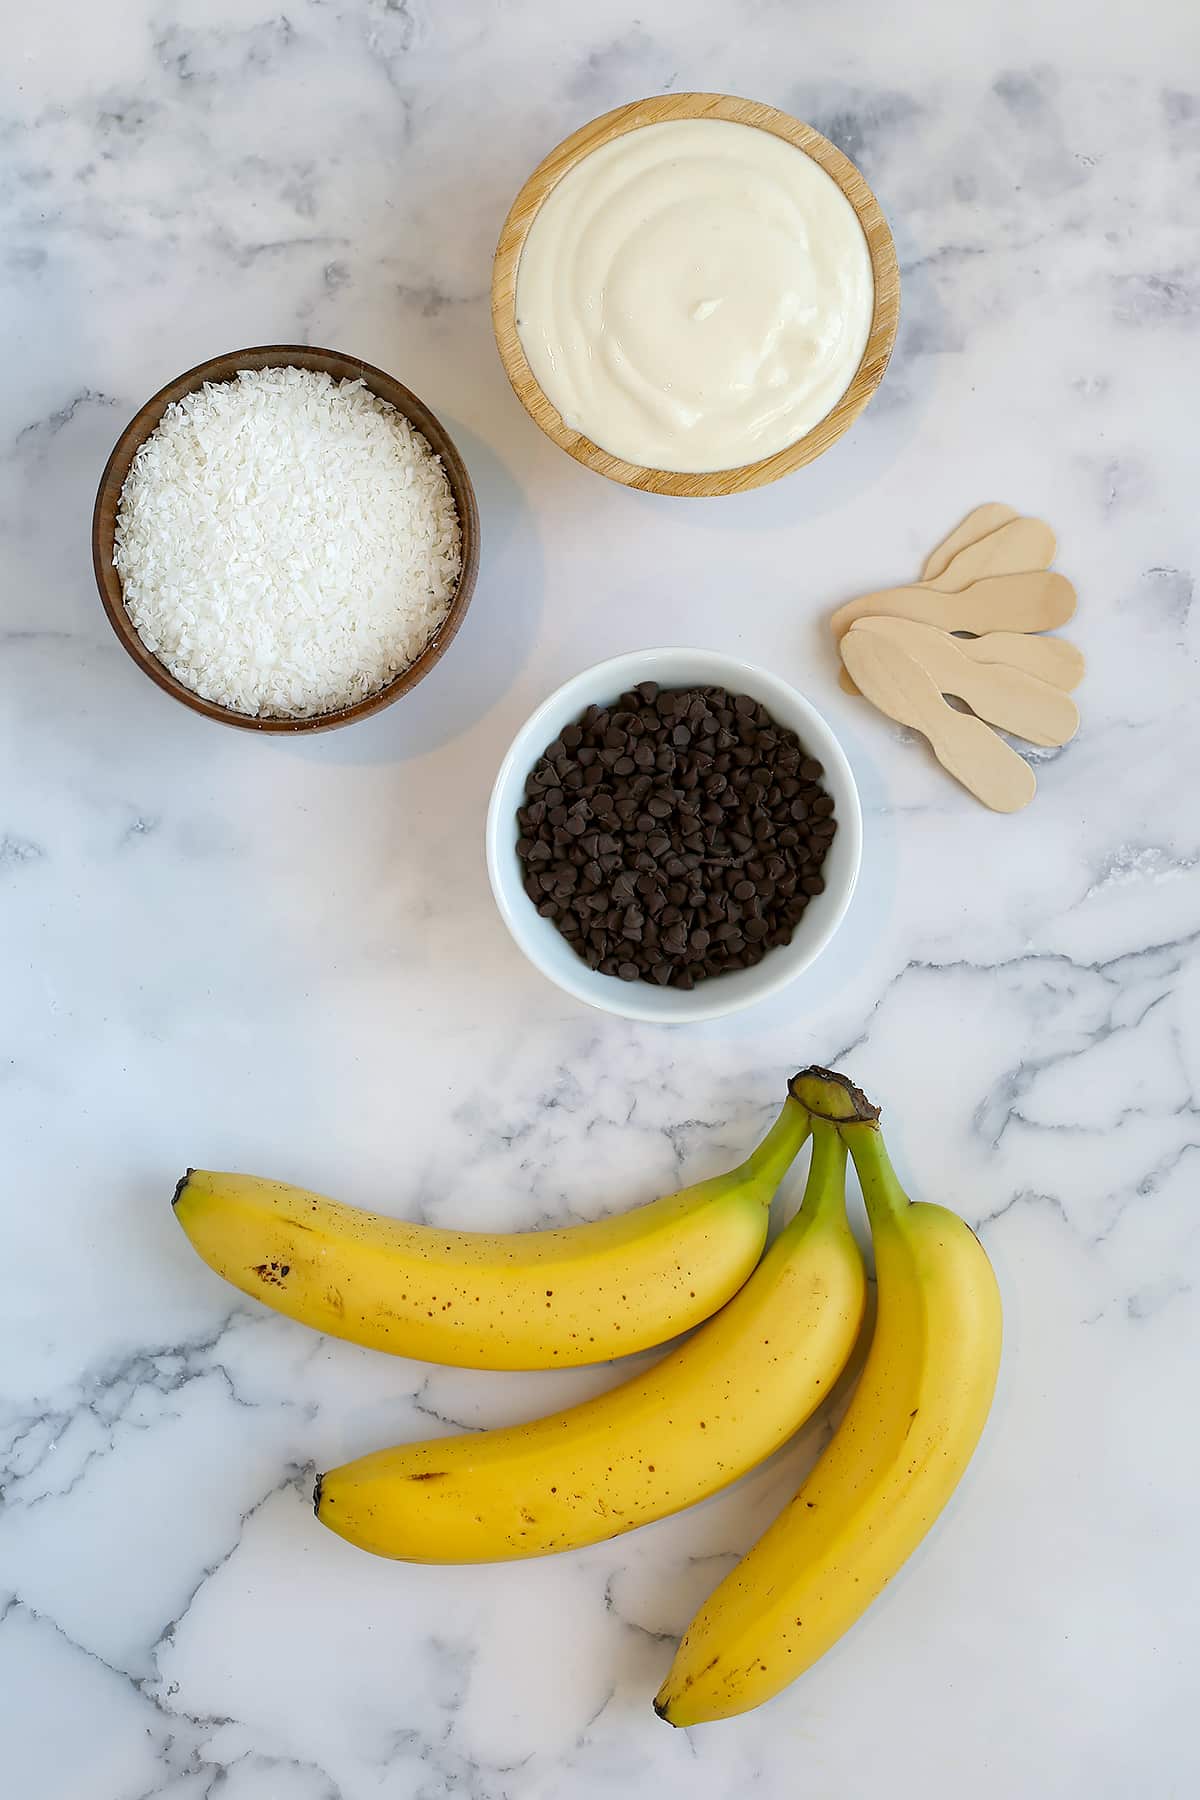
[486,649,863,1021]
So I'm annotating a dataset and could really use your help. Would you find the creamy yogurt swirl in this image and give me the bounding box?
[515,119,875,474]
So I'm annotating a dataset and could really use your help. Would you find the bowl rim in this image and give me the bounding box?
[491,91,901,498]
[91,344,481,734]
[485,648,864,1023]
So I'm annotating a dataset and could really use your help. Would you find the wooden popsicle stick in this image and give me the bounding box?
[930,626,1085,691]
[924,516,1056,592]
[831,570,1076,643]
[840,629,1036,812]
[842,625,1085,697]
[848,617,1080,746]
[922,504,1018,581]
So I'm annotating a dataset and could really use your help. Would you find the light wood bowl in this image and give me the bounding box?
[92,346,480,733]
[492,93,900,497]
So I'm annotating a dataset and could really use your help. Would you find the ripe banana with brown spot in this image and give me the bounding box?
[655,1068,1003,1725]
[172,1088,810,1370]
[314,1117,866,1560]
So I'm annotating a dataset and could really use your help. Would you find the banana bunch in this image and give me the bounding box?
[172,1088,809,1369]
[176,1063,1001,1724]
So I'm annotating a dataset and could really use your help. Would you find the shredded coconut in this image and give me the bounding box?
[114,365,463,718]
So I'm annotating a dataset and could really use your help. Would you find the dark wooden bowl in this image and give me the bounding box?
[92,345,480,733]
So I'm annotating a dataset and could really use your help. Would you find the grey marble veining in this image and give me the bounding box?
[2,1,1198,1795]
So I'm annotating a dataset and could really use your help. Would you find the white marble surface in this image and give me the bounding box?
[3,2,1198,1794]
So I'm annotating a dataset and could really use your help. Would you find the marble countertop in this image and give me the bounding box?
[3,2,1197,1795]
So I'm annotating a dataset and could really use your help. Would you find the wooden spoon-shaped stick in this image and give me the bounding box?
[847,617,1080,746]
[922,503,1018,581]
[840,630,1036,813]
[831,570,1076,643]
[927,627,1086,691]
[843,622,1084,698]
[922,516,1056,593]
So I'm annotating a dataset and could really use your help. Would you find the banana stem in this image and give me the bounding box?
[769,1115,847,1248]
[842,1120,910,1226]
[802,1116,848,1218]
[742,1096,811,1188]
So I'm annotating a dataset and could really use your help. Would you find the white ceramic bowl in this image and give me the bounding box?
[486,650,863,1023]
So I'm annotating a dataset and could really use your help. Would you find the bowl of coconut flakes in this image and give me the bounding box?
[92,346,480,732]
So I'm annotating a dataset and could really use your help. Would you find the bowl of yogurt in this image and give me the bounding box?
[492,93,899,496]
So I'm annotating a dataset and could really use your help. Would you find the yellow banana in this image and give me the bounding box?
[315,1118,865,1561]
[172,1091,809,1370]
[655,1068,1003,1725]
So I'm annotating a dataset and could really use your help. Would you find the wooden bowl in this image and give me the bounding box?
[492,93,900,497]
[92,345,480,733]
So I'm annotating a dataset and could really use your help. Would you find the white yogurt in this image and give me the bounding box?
[515,118,875,474]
